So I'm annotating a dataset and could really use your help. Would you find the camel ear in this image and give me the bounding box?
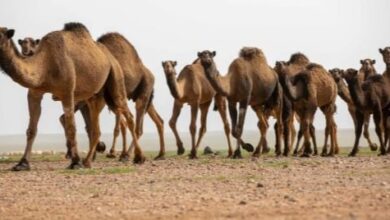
[212,51,216,57]
[18,39,22,45]
[173,61,177,67]
[372,59,376,64]
[197,52,201,58]
[6,29,15,39]
[360,60,364,65]
[379,48,384,54]
[35,39,40,45]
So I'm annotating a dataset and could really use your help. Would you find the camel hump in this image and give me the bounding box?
[306,63,323,70]
[288,52,309,65]
[63,22,90,34]
[97,32,125,43]
[239,47,263,60]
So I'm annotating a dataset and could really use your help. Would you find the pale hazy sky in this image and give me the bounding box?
[0,0,389,135]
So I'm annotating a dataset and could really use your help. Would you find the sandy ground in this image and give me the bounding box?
[0,149,389,220]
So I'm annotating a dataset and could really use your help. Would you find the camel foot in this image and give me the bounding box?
[252,152,260,158]
[133,154,146,164]
[275,150,282,157]
[11,159,30,171]
[282,149,289,157]
[65,150,72,159]
[106,152,116,158]
[82,159,92,169]
[154,154,165,161]
[177,146,185,155]
[313,149,318,156]
[378,150,387,156]
[370,143,378,151]
[96,141,106,153]
[300,153,311,158]
[326,153,335,157]
[262,145,271,154]
[189,151,198,159]
[67,161,83,170]
[348,150,358,157]
[233,150,243,159]
[292,151,298,157]
[227,150,233,158]
[242,143,254,152]
[119,153,130,162]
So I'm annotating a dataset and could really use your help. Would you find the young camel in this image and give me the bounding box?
[343,68,390,156]
[17,37,40,56]
[0,23,145,170]
[198,48,285,158]
[329,67,378,151]
[161,60,234,158]
[279,62,338,157]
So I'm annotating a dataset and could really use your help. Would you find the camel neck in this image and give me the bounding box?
[204,63,230,97]
[0,40,41,88]
[346,77,366,108]
[165,71,182,99]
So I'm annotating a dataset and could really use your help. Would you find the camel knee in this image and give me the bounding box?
[26,127,37,140]
[59,115,65,126]
[189,124,196,135]
[169,119,176,130]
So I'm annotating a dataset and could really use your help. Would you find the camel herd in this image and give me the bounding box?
[1,22,390,171]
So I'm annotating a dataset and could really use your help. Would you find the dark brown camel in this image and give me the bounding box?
[343,68,390,156]
[198,48,286,158]
[279,62,338,157]
[0,23,145,170]
[161,60,234,158]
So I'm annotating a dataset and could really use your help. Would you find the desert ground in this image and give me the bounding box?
[0,146,389,220]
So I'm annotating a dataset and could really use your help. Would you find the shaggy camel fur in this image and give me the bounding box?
[279,62,338,157]
[329,67,378,151]
[0,23,145,170]
[18,37,39,56]
[198,48,285,158]
[161,60,233,158]
[343,68,390,155]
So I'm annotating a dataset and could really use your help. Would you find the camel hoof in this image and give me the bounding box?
[300,153,310,158]
[11,159,30,171]
[82,159,92,168]
[203,146,214,155]
[119,154,130,162]
[188,153,198,159]
[292,151,298,157]
[262,146,271,154]
[313,150,318,156]
[232,150,243,159]
[96,141,106,153]
[252,152,260,158]
[106,152,116,158]
[154,154,165,160]
[326,153,335,157]
[242,143,254,152]
[177,146,185,155]
[67,161,83,170]
[282,150,289,157]
[348,152,357,157]
[370,143,378,151]
[65,150,72,159]
[275,150,282,157]
[378,151,387,156]
[133,154,146,164]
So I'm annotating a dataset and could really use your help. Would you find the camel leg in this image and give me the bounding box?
[252,108,268,158]
[12,91,43,171]
[233,101,249,159]
[189,104,199,159]
[349,110,364,156]
[193,101,212,155]
[169,101,185,155]
[300,110,314,157]
[215,95,233,157]
[61,96,82,169]
[372,105,386,155]
[290,115,297,152]
[121,107,145,164]
[106,113,122,158]
[147,103,165,160]
[274,105,284,156]
[310,124,318,155]
[293,126,303,156]
[322,105,337,157]
[363,113,378,151]
[82,96,104,168]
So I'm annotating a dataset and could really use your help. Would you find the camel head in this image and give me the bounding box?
[360,59,376,73]
[342,68,359,82]
[161,60,177,76]
[274,61,288,77]
[197,50,216,68]
[18,37,40,56]
[0,27,15,50]
[379,47,390,65]
[329,68,344,83]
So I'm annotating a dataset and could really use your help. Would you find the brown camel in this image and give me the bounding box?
[342,68,390,156]
[0,23,145,170]
[18,37,40,56]
[329,67,378,151]
[274,53,319,156]
[198,48,285,158]
[279,62,338,157]
[379,47,390,80]
[96,33,165,160]
[161,60,233,158]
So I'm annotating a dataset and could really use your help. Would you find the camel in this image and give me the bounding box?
[198,47,286,158]
[97,33,165,160]
[18,37,40,56]
[329,67,378,151]
[278,62,338,157]
[161,60,234,158]
[342,68,390,156]
[379,47,390,80]
[274,53,319,156]
[0,23,145,170]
